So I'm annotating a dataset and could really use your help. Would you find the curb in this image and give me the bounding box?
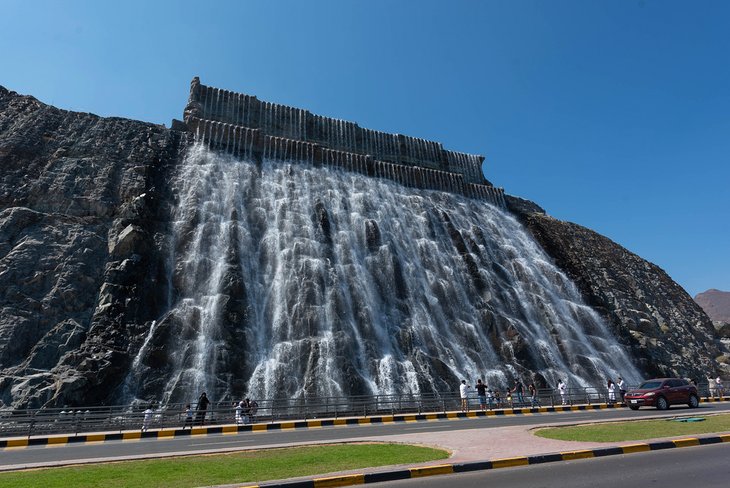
[0,402,627,450]
[234,432,730,488]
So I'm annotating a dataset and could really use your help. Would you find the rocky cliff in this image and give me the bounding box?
[0,85,181,407]
[506,196,728,380]
[0,84,726,408]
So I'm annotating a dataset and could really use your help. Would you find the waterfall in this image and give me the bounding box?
[124,143,641,404]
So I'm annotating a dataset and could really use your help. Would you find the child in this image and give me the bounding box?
[183,404,194,429]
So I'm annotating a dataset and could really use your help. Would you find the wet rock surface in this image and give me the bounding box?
[507,200,728,381]
[0,85,726,408]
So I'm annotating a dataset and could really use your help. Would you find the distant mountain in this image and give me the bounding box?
[695,289,730,322]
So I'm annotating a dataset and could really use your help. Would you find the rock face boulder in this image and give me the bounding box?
[506,195,728,382]
[0,85,181,408]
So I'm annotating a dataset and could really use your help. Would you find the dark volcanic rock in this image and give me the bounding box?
[507,203,727,381]
[0,85,181,408]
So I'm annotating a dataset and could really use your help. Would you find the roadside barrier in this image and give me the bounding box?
[0,402,635,449]
[0,383,725,439]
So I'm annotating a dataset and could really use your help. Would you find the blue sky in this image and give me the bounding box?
[1,0,728,296]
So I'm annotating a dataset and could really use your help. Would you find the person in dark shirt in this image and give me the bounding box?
[475,379,488,411]
[196,392,210,425]
[512,380,524,405]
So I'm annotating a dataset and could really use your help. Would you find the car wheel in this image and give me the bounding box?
[656,396,669,410]
[688,395,699,408]
[629,405,640,411]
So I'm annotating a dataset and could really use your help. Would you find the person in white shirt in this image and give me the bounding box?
[607,379,616,404]
[558,379,567,405]
[142,406,153,432]
[617,377,626,402]
[459,380,471,412]
[235,401,243,425]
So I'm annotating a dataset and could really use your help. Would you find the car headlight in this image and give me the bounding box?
[644,392,655,397]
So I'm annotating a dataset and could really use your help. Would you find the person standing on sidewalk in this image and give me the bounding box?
[607,379,616,404]
[234,400,243,425]
[459,380,471,412]
[183,404,194,429]
[141,405,153,432]
[476,379,488,411]
[487,387,495,409]
[512,380,525,405]
[617,377,626,402]
[196,392,210,426]
[528,383,540,407]
[558,379,567,405]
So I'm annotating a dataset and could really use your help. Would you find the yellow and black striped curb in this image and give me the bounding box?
[234,433,730,488]
[1,397,725,450]
[0,403,623,449]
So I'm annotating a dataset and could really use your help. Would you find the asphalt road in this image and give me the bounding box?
[2,402,730,469]
[378,442,730,488]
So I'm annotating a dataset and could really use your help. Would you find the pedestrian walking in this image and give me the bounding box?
[196,392,210,426]
[476,379,488,411]
[459,380,471,412]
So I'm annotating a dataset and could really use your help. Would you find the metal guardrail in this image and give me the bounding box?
[0,382,724,439]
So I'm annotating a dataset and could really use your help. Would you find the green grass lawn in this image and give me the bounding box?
[0,442,449,488]
[535,413,730,442]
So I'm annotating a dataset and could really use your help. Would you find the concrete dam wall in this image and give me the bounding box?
[177,77,506,207]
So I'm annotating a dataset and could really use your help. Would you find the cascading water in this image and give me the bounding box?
[125,141,641,404]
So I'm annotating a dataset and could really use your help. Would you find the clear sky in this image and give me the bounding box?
[1,0,728,297]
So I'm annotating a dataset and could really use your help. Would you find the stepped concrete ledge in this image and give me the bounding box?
[176,77,506,207]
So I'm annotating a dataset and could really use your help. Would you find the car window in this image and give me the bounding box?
[666,379,679,387]
[639,381,662,389]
